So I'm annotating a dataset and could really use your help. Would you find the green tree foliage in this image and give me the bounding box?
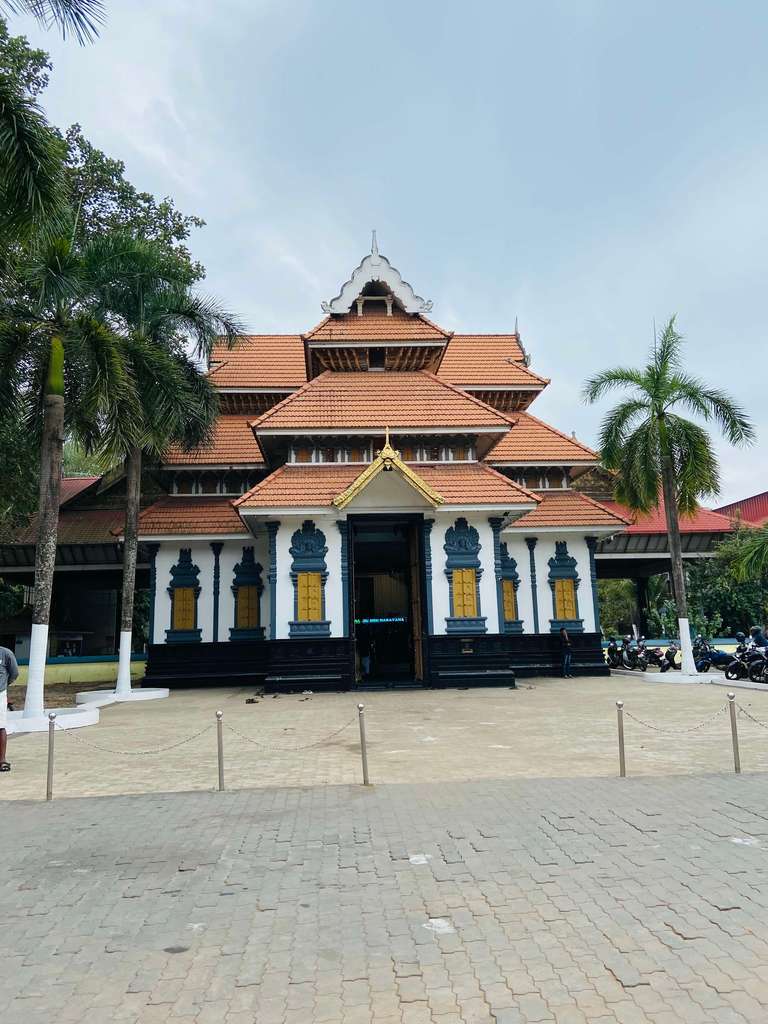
[597,579,637,637]
[62,436,102,475]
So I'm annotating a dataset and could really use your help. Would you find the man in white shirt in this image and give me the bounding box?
[0,645,19,771]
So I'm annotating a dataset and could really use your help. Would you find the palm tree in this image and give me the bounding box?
[729,528,768,584]
[583,317,754,673]
[87,238,243,695]
[0,232,137,717]
[0,1,104,241]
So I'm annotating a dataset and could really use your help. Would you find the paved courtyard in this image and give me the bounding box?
[5,676,768,801]
[4,773,768,1023]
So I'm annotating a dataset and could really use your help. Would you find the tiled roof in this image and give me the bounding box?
[507,491,630,529]
[207,335,307,388]
[252,371,511,433]
[137,497,248,536]
[11,508,125,545]
[602,499,734,535]
[486,412,598,463]
[237,463,539,510]
[163,416,264,466]
[60,476,100,505]
[438,335,548,387]
[715,491,768,527]
[304,309,450,342]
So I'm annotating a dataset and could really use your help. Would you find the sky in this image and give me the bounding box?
[12,0,768,503]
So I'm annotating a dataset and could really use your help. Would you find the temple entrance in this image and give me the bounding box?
[349,516,425,685]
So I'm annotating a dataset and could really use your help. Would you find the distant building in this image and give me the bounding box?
[715,491,768,528]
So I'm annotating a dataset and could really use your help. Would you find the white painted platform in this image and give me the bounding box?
[7,705,100,735]
[709,676,768,693]
[74,688,170,706]
[611,668,705,684]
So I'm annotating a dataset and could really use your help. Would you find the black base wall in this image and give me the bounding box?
[144,631,607,691]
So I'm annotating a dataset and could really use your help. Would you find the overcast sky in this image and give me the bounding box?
[14,0,768,503]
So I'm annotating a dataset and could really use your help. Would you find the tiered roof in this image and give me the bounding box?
[137,497,248,537]
[507,491,630,530]
[486,412,598,464]
[251,371,511,434]
[437,334,546,387]
[305,309,449,343]
[163,415,264,466]
[208,335,306,389]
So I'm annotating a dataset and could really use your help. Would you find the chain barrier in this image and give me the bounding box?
[622,703,728,735]
[736,704,768,731]
[223,713,357,753]
[54,719,214,756]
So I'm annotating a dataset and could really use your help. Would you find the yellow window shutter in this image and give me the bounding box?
[453,568,477,618]
[173,587,195,630]
[503,579,517,621]
[297,572,322,621]
[555,579,576,619]
[237,586,259,629]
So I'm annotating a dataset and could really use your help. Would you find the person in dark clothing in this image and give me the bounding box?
[0,645,19,771]
[560,627,573,678]
[750,626,768,648]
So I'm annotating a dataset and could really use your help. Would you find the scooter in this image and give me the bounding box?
[621,635,639,669]
[747,645,768,683]
[634,637,650,671]
[605,637,621,668]
[659,641,681,672]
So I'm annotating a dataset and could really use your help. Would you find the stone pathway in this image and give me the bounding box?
[5,676,768,802]
[4,774,768,1023]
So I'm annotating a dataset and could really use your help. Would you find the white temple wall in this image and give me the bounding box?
[273,515,344,639]
[429,513,500,635]
[500,534,537,632]
[525,533,597,634]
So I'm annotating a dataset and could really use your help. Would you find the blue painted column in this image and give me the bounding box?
[146,543,160,645]
[585,536,601,633]
[525,537,540,633]
[266,522,280,640]
[336,520,350,637]
[210,542,223,642]
[489,517,505,634]
[421,518,434,634]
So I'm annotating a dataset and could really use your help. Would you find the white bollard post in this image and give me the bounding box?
[358,703,370,786]
[728,693,741,775]
[216,710,225,791]
[46,712,56,801]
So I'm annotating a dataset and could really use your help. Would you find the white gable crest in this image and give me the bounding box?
[321,232,433,314]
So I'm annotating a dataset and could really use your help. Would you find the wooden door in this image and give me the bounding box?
[409,523,424,681]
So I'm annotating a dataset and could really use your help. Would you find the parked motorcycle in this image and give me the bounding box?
[747,644,768,683]
[641,639,664,668]
[620,635,639,669]
[725,641,750,681]
[634,637,650,671]
[605,636,621,669]
[659,641,681,672]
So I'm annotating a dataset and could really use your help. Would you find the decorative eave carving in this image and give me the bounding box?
[332,429,444,510]
[321,232,433,314]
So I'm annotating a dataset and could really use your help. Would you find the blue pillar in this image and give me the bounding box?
[210,542,223,642]
[336,520,350,637]
[267,521,280,640]
[526,537,540,633]
[489,517,504,635]
[585,536,601,634]
[146,543,160,645]
[422,518,434,634]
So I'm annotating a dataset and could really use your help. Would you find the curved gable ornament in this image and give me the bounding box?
[321,234,433,314]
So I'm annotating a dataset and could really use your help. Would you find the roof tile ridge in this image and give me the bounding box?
[233,464,288,507]
[564,490,633,525]
[418,370,513,424]
[249,371,330,430]
[301,316,332,340]
[512,410,599,458]
[479,462,541,504]
[414,312,453,338]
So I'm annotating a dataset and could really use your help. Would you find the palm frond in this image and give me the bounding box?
[730,527,768,582]
[613,419,660,512]
[0,73,67,238]
[2,0,105,43]
[652,316,683,378]
[582,366,649,404]
[664,414,719,514]
[597,399,650,468]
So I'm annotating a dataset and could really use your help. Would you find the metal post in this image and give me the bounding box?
[728,693,741,775]
[616,700,626,778]
[357,703,370,786]
[46,712,56,801]
[216,710,225,791]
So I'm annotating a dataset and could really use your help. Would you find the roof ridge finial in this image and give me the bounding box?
[514,315,519,336]
[371,229,379,257]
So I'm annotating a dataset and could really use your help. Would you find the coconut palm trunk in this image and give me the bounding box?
[659,436,696,674]
[116,446,142,696]
[25,338,65,717]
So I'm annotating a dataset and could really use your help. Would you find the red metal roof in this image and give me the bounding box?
[602,499,734,534]
[715,491,768,527]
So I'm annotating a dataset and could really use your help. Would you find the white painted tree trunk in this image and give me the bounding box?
[24,623,49,718]
[678,617,697,675]
[115,630,133,696]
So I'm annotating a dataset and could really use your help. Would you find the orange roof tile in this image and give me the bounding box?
[60,476,100,505]
[507,491,630,529]
[137,497,248,536]
[486,412,598,463]
[305,309,450,343]
[251,371,511,433]
[12,508,125,545]
[208,335,307,388]
[602,499,734,535]
[163,416,264,466]
[237,463,538,510]
[438,335,545,388]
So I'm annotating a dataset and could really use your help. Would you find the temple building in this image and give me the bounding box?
[1,241,642,687]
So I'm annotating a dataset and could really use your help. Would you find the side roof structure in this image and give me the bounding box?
[208,335,307,389]
[486,411,599,464]
[506,491,630,532]
[714,491,768,527]
[163,415,264,466]
[437,334,547,387]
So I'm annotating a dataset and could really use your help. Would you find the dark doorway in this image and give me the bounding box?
[350,516,424,684]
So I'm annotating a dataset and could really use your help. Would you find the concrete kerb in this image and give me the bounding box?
[611,668,706,685]
[75,688,170,706]
[7,704,99,735]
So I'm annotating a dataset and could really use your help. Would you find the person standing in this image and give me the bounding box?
[559,627,573,678]
[0,645,19,771]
